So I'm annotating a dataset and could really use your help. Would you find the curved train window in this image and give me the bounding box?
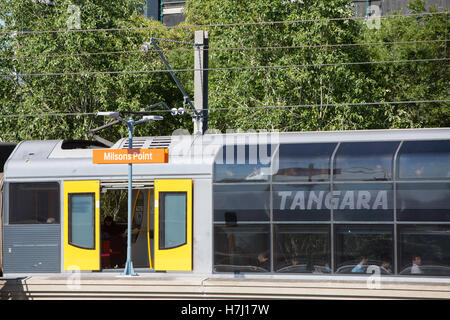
[9,182,60,224]
[214,143,273,183]
[397,140,450,180]
[273,143,336,182]
[333,142,400,181]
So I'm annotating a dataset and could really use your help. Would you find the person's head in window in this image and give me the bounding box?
[412,255,422,266]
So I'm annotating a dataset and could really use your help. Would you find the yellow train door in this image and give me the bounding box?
[63,180,100,271]
[154,179,192,271]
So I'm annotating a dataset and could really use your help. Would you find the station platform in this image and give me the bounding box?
[1,271,450,300]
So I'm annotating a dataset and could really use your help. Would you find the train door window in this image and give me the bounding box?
[334,225,394,274]
[397,140,450,180]
[398,225,450,276]
[333,142,399,181]
[9,182,60,224]
[214,224,270,273]
[273,225,330,273]
[397,183,450,221]
[68,193,95,249]
[159,192,187,249]
[273,143,337,182]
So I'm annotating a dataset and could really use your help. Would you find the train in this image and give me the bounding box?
[1,128,449,277]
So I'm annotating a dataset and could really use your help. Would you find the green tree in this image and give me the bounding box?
[183,0,449,131]
[361,0,449,128]
[0,0,194,142]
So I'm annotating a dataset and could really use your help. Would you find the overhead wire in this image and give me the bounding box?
[0,99,448,119]
[0,57,447,78]
[0,39,448,61]
[0,11,447,35]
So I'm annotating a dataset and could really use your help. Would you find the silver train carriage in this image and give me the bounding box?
[1,128,450,276]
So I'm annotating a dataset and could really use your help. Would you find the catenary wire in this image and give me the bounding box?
[0,39,448,61]
[0,57,447,77]
[0,99,448,118]
[0,12,447,35]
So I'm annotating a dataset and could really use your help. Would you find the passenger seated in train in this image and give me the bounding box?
[102,216,125,268]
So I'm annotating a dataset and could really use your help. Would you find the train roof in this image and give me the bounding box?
[3,127,450,180]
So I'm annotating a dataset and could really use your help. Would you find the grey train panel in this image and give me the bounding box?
[3,225,60,273]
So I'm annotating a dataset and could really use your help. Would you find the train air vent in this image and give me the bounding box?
[122,138,147,149]
[149,137,171,148]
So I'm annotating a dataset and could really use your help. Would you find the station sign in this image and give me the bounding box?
[93,148,168,164]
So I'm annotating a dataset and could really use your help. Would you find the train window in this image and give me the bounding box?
[214,224,270,273]
[69,193,95,250]
[213,184,270,222]
[398,225,450,276]
[213,144,273,183]
[273,143,336,182]
[273,184,331,221]
[9,182,60,224]
[159,192,187,249]
[334,225,393,275]
[273,225,330,273]
[333,141,399,181]
[333,183,394,221]
[397,183,450,221]
[397,140,450,180]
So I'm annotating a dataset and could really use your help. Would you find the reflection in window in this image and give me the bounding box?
[397,183,450,221]
[9,182,60,224]
[273,184,330,221]
[333,183,393,221]
[273,143,336,182]
[214,144,273,183]
[398,225,450,276]
[214,224,270,273]
[334,142,399,181]
[213,184,270,222]
[69,194,95,249]
[335,225,393,274]
[274,225,330,273]
[159,192,187,249]
[397,140,450,180]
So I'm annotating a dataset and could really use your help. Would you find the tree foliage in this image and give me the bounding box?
[0,0,194,142]
[0,0,448,143]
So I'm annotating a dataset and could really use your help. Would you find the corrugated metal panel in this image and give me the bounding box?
[3,225,60,273]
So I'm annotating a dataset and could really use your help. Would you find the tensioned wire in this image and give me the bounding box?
[0,99,448,118]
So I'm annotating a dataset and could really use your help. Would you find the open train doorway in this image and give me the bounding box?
[100,183,154,271]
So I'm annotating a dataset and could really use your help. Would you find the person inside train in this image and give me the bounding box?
[102,216,126,268]
[351,256,368,273]
[411,255,423,274]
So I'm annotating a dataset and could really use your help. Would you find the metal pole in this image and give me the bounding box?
[194,30,209,135]
[123,117,137,276]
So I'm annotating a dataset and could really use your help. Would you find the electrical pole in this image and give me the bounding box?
[194,30,209,135]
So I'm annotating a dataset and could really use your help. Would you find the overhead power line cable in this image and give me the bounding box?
[0,99,448,119]
[1,39,448,61]
[1,57,447,78]
[0,12,447,36]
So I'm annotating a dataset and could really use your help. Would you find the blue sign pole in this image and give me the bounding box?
[123,117,137,276]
